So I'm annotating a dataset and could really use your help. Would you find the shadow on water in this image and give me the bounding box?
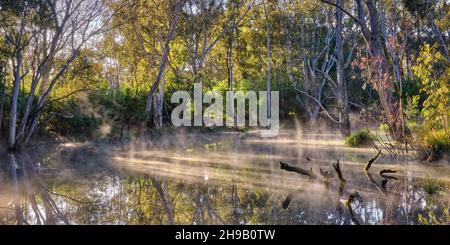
[0,130,449,225]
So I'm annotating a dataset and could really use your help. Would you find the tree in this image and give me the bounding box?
[334,0,350,136]
[322,0,408,141]
[1,0,112,150]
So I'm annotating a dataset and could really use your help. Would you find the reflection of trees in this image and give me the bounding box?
[3,153,70,224]
[0,145,448,225]
[278,151,419,225]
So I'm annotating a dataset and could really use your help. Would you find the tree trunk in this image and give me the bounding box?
[143,3,180,128]
[263,1,271,117]
[335,0,351,137]
[153,77,165,129]
[0,65,5,134]
[362,0,406,141]
[9,63,21,149]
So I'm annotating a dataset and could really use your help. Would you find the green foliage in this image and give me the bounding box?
[46,100,100,137]
[378,123,389,132]
[411,44,450,160]
[345,130,374,147]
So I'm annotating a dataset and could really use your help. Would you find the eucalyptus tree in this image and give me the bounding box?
[321,0,409,141]
[0,0,113,150]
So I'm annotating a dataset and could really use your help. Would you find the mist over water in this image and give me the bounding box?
[0,125,449,225]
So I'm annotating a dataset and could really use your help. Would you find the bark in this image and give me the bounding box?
[364,0,406,141]
[0,65,5,133]
[152,77,165,129]
[9,52,22,148]
[143,2,181,128]
[263,1,271,117]
[335,0,351,137]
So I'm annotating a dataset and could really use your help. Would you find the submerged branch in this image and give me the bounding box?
[364,150,382,172]
[379,169,398,180]
[379,169,397,175]
[364,171,386,193]
[282,189,303,209]
[332,161,346,183]
[345,192,362,225]
[319,168,334,179]
[280,162,317,179]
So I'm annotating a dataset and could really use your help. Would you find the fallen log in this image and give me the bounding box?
[364,150,382,172]
[332,161,347,183]
[280,162,317,179]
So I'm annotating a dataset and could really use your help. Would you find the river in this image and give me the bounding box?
[0,129,448,224]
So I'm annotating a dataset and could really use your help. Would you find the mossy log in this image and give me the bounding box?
[280,162,317,179]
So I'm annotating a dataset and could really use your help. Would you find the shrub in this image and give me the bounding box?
[417,129,450,161]
[421,176,444,195]
[345,130,374,147]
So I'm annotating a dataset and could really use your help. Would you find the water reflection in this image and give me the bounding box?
[0,130,449,225]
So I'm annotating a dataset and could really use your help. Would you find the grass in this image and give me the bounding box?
[345,130,374,147]
[421,176,445,195]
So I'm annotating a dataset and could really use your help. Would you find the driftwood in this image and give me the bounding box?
[364,150,382,171]
[332,161,346,183]
[280,162,317,179]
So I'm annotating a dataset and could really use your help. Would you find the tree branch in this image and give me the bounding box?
[295,88,340,124]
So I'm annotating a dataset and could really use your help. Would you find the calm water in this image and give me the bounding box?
[0,129,449,225]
